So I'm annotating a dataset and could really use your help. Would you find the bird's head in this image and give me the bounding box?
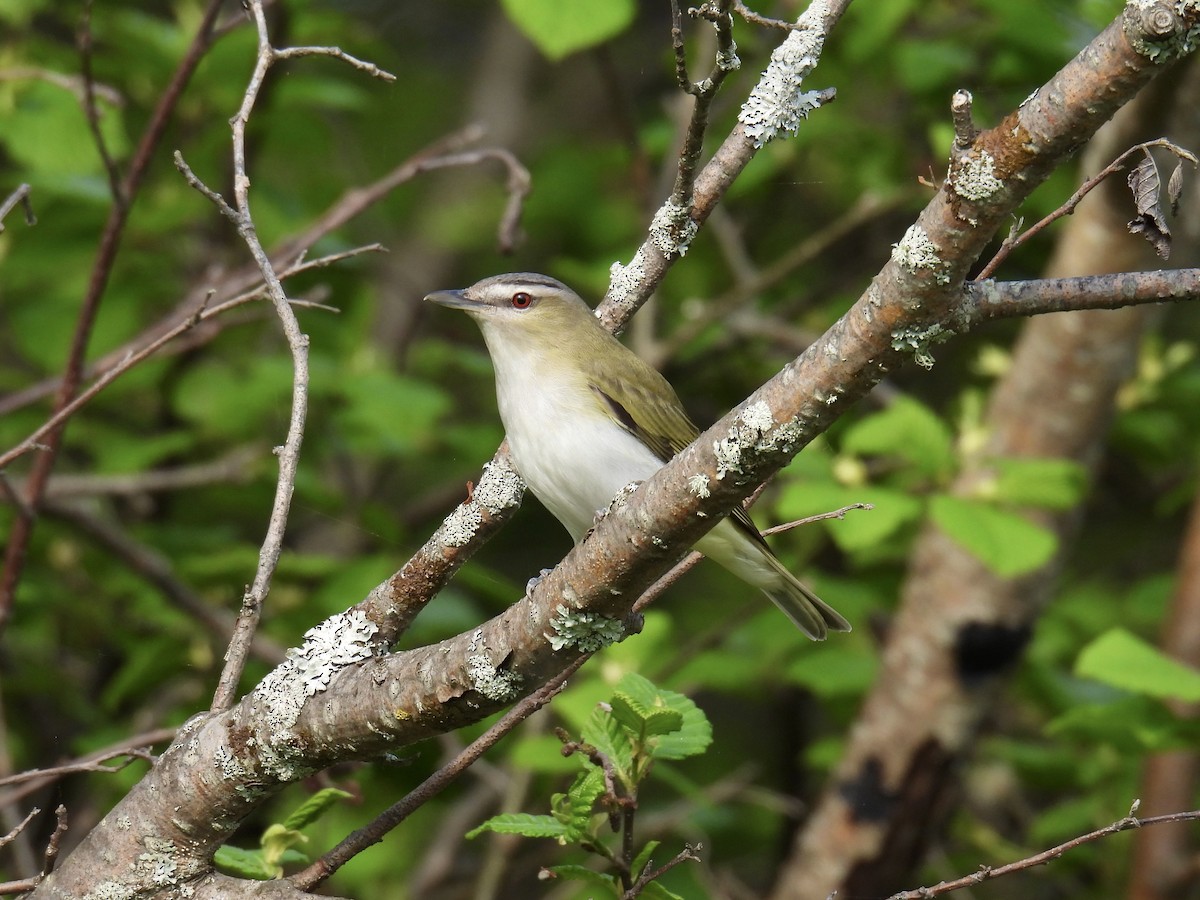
[424,273,596,344]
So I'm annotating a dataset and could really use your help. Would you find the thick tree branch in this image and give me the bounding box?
[28,3,1200,895]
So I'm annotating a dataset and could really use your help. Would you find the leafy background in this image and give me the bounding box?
[2,0,1199,897]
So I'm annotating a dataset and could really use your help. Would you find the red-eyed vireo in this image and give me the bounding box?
[425,273,850,640]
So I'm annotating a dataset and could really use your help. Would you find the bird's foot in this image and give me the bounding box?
[524,568,553,599]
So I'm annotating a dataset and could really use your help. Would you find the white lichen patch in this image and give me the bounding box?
[546,604,624,652]
[891,224,951,284]
[252,610,379,768]
[714,401,789,480]
[738,0,830,147]
[891,323,954,370]
[466,654,523,701]
[473,459,524,512]
[688,473,711,498]
[441,502,482,547]
[952,150,1004,202]
[137,837,179,887]
[649,200,698,257]
[716,41,741,72]
[607,253,647,318]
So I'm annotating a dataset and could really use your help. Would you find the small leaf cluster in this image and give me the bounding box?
[214,788,352,880]
[468,673,712,898]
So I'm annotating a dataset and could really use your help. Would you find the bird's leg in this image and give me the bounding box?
[524,568,554,599]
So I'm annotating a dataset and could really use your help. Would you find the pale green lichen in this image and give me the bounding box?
[891,323,954,369]
[473,459,524,512]
[466,654,523,701]
[953,150,1004,202]
[251,610,378,778]
[688,473,711,498]
[1123,0,1200,62]
[738,0,831,147]
[546,604,624,652]
[649,200,698,256]
[891,224,950,284]
[441,502,482,547]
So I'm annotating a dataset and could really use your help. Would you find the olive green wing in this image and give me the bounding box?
[587,363,771,547]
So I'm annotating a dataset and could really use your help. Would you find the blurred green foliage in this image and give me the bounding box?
[2,0,1199,898]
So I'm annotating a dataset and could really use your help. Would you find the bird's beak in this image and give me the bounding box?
[424,289,477,311]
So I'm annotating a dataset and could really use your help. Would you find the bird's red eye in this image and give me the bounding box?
[511,292,533,309]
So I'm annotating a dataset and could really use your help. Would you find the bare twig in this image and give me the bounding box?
[406,147,531,252]
[0,127,519,420]
[202,0,321,712]
[78,0,124,204]
[623,843,702,899]
[732,0,800,31]
[887,808,1200,899]
[0,66,122,107]
[669,0,738,210]
[0,750,153,789]
[40,806,68,875]
[43,499,287,666]
[0,184,36,233]
[0,250,370,470]
[0,0,226,632]
[0,807,39,848]
[290,657,587,890]
[976,138,1198,278]
[0,728,175,809]
[37,447,259,498]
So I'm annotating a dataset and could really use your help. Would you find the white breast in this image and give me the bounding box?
[485,332,663,542]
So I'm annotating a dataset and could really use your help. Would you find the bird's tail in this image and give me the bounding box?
[758,550,851,641]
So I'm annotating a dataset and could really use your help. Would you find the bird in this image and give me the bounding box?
[425,272,850,640]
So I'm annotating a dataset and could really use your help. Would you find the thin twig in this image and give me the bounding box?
[0,728,176,809]
[290,657,587,890]
[272,45,396,81]
[0,0,226,633]
[668,0,738,209]
[0,807,39,848]
[976,138,1198,278]
[0,750,153,789]
[78,0,124,204]
[886,808,1200,899]
[205,0,320,712]
[0,249,369,471]
[0,184,36,233]
[622,843,702,899]
[43,499,287,665]
[40,805,68,875]
[732,0,800,31]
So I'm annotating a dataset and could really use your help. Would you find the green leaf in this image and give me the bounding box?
[632,840,662,879]
[929,495,1057,577]
[466,813,568,840]
[213,845,273,880]
[562,766,607,841]
[642,882,687,900]
[260,823,307,875]
[841,396,955,478]
[500,0,636,60]
[582,705,635,785]
[1075,628,1200,702]
[281,788,353,831]
[610,692,685,739]
[541,864,619,893]
[614,676,705,763]
[989,458,1088,510]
